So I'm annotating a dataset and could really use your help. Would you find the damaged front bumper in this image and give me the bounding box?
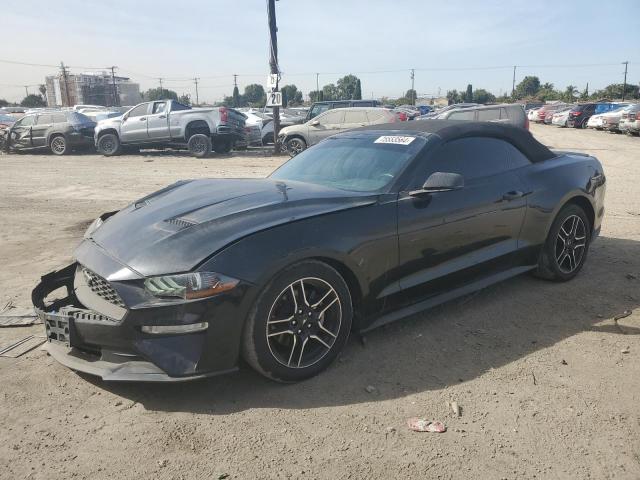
[32,262,242,382]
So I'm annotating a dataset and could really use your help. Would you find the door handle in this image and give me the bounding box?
[139,117,147,121]
[502,190,525,201]
[158,115,167,119]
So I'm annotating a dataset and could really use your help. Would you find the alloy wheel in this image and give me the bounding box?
[287,138,305,156]
[555,215,587,274]
[190,136,208,154]
[51,137,66,154]
[100,137,116,154]
[266,277,342,369]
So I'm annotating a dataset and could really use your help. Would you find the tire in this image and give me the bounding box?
[187,134,211,158]
[285,137,306,157]
[534,204,591,282]
[213,138,232,154]
[581,119,589,129]
[49,135,68,156]
[97,133,121,156]
[242,260,353,382]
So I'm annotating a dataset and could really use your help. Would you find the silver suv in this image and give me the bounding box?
[278,107,398,155]
[437,104,528,129]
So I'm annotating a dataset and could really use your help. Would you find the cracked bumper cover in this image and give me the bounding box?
[32,261,248,382]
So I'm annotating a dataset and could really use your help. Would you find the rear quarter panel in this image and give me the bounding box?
[517,153,605,259]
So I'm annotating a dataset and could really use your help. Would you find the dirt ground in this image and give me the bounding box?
[0,125,638,480]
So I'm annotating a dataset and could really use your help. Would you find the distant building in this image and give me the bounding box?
[45,71,142,107]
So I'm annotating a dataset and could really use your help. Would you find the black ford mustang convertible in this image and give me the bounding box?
[33,120,606,382]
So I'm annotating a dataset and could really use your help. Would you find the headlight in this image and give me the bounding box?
[83,217,103,239]
[144,272,239,300]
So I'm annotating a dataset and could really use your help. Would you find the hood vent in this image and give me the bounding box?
[164,217,197,230]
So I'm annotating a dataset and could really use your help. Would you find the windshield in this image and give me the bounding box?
[270,133,426,192]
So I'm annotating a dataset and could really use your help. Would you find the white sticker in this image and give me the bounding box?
[374,135,416,145]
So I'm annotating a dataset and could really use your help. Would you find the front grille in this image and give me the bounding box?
[81,268,125,308]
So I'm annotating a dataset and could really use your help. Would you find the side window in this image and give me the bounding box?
[343,110,368,124]
[331,102,349,109]
[448,110,475,121]
[310,104,328,118]
[52,114,67,123]
[153,102,167,114]
[36,114,54,125]
[317,110,345,125]
[128,103,149,118]
[356,101,373,107]
[477,109,500,121]
[425,137,530,181]
[16,116,36,127]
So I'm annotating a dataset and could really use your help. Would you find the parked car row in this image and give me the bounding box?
[529,101,639,135]
[1,100,248,157]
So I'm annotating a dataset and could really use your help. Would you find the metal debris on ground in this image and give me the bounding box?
[0,335,46,358]
[621,347,630,354]
[0,302,40,327]
[407,418,446,433]
[561,359,568,365]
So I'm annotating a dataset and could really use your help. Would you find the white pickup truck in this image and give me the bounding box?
[94,99,246,157]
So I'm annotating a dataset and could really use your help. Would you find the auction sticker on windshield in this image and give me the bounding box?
[374,135,416,145]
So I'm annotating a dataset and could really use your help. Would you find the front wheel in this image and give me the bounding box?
[242,260,352,382]
[49,135,68,156]
[534,204,591,281]
[97,133,121,156]
[285,137,306,157]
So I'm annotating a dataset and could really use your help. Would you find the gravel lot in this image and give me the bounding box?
[1,125,638,480]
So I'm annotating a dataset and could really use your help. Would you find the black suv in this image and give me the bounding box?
[306,100,381,121]
[566,103,598,129]
[2,111,96,155]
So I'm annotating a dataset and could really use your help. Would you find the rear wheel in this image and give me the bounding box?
[49,135,68,155]
[187,134,211,158]
[581,119,589,129]
[535,204,591,281]
[97,133,121,156]
[242,260,352,382]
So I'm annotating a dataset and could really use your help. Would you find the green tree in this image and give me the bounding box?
[464,84,473,103]
[394,97,412,106]
[144,88,178,101]
[446,89,461,105]
[405,89,417,105]
[0,99,9,107]
[473,89,496,104]
[322,84,338,101]
[281,85,303,107]
[590,83,639,100]
[232,85,241,107]
[20,94,46,108]
[354,79,362,100]
[243,84,266,106]
[178,94,191,105]
[514,76,541,99]
[336,74,360,100]
[308,90,323,102]
[563,85,578,103]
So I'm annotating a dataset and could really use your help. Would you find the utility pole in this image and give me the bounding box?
[24,86,29,97]
[60,62,70,107]
[511,65,517,97]
[233,74,238,88]
[316,73,319,100]
[193,77,200,106]
[410,69,415,105]
[622,61,628,101]
[267,0,281,154]
[109,66,119,107]
[158,77,164,93]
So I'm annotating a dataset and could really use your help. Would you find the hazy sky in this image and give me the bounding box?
[1,0,638,103]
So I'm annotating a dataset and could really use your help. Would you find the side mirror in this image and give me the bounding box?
[310,120,320,126]
[410,172,464,196]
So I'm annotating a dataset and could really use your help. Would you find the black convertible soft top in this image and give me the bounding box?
[357,119,556,163]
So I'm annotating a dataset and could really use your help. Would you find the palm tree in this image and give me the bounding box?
[564,85,578,102]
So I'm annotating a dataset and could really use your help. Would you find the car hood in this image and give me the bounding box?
[85,178,378,277]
